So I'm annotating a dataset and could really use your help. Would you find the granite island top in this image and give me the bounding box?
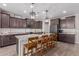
[0,32,43,36]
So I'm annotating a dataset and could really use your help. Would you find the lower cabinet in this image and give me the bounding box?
[0,36,2,47]
[2,36,10,46]
[58,34,75,44]
[9,36,16,45]
[0,35,16,47]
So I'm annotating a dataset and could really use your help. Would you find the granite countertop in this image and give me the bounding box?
[0,32,43,36]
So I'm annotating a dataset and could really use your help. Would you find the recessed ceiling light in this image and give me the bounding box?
[30,5,34,8]
[63,11,67,13]
[24,10,26,13]
[42,11,46,14]
[2,3,7,6]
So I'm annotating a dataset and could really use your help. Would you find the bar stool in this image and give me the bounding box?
[47,34,54,49]
[50,33,57,47]
[28,36,38,47]
[24,42,34,56]
[35,37,44,56]
[41,35,49,54]
[28,36,38,56]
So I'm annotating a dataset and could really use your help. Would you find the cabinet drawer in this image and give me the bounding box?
[59,34,75,44]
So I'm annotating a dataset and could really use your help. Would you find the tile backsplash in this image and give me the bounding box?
[0,28,42,35]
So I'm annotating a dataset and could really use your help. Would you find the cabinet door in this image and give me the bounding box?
[30,21,35,28]
[0,8,1,27]
[19,19,23,28]
[0,36,2,47]
[16,19,19,28]
[34,21,37,29]
[10,17,16,28]
[39,21,42,29]
[50,19,59,32]
[2,36,10,46]
[0,13,1,28]
[59,34,75,44]
[37,21,42,29]
[66,16,75,29]
[22,20,26,28]
[60,16,75,29]
[9,36,16,45]
[2,14,9,28]
[60,19,67,29]
[18,19,21,28]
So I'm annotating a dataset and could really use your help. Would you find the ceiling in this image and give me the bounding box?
[0,3,79,20]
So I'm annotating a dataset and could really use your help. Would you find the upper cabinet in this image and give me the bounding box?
[0,12,1,28]
[0,9,10,28]
[26,19,34,28]
[50,19,59,25]
[66,16,75,29]
[1,13,10,28]
[50,18,59,33]
[26,19,42,29]
[60,18,67,29]
[10,17,26,28]
[0,8,42,28]
[22,20,27,28]
[10,17,17,28]
[36,21,42,29]
[60,16,75,29]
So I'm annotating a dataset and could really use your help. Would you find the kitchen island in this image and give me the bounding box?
[15,33,51,56]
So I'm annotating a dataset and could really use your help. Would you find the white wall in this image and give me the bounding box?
[75,14,79,44]
[42,19,50,33]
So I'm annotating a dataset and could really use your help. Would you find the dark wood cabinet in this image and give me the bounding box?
[58,16,75,44]
[35,21,42,29]
[26,19,33,28]
[31,21,35,28]
[10,17,16,28]
[0,13,1,28]
[0,8,1,13]
[2,14,10,28]
[15,18,19,28]
[50,19,59,33]
[58,34,75,44]
[0,35,16,47]
[1,10,9,14]
[0,36,2,47]
[60,16,75,29]
[39,21,42,29]
[2,36,10,46]
[9,36,16,45]
[66,16,75,29]
[22,20,26,28]
[26,19,42,29]
[60,19,67,29]
[19,19,22,28]
[10,17,27,28]
[0,8,42,28]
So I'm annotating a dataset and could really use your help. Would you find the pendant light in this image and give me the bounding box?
[45,9,49,23]
[30,3,36,19]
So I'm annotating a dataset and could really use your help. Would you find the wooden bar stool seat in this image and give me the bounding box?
[24,42,34,56]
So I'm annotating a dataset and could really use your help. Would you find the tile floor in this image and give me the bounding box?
[45,42,79,56]
[0,42,79,56]
[0,45,16,56]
